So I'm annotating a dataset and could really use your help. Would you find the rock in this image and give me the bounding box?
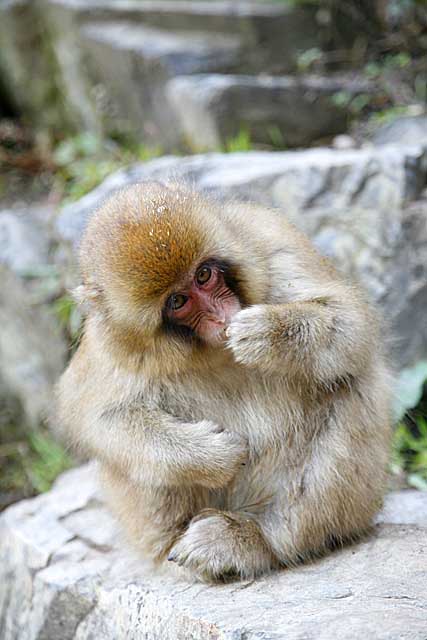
[43,0,322,148]
[372,116,427,149]
[0,266,66,428]
[57,145,427,244]
[56,145,427,367]
[1,464,426,639]
[0,0,331,146]
[78,22,241,148]
[0,0,75,133]
[385,194,427,366]
[332,134,357,150]
[0,210,50,274]
[0,208,67,427]
[45,0,323,73]
[167,73,377,150]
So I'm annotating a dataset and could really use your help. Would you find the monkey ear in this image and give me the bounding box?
[72,283,102,308]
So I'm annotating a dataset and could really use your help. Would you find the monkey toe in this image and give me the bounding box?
[166,513,237,579]
[166,510,273,582]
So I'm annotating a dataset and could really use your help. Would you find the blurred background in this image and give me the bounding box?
[0,0,426,509]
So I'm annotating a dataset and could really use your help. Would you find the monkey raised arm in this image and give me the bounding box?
[227,293,376,385]
[226,217,378,386]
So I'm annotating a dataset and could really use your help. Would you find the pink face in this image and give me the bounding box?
[165,261,241,345]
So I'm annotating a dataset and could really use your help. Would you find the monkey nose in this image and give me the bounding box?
[212,308,226,325]
[203,303,225,325]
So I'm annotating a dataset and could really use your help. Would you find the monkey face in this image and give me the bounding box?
[163,259,241,346]
[78,182,262,373]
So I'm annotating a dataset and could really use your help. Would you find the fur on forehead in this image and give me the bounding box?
[80,182,239,307]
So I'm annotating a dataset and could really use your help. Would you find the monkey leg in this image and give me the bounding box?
[167,508,278,581]
[100,463,210,563]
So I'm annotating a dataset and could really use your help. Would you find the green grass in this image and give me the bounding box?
[223,128,253,153]
[52,132,162,204]
[0,429,73,509]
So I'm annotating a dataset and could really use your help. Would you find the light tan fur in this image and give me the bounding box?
[55,181,392,582]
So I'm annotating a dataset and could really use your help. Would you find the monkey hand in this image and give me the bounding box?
[179,420,247,489]
[226,305,277,371]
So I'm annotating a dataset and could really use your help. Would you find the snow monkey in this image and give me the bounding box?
[56,181,392,582]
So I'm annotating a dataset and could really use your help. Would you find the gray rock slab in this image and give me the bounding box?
[0,207,67,427]
[81,22,242,76]
[78,21,241,147]
[0,266,67,427]
[167,73,379,149]
[0,210,50,274]
[383,195,427,366]
[1,464,427,639]
[0,0,74,131]
[372,116,427,149]
[46,0,322,73]
[36,0,323,145]
[56,146,427,245]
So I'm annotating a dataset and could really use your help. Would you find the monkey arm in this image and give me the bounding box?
[227,292,377,385]
[59,392,246,489]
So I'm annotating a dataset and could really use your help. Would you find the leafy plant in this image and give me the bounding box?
[26,432,72,493]
[368,105,416,127]
[392,361,427,489]
[52,132,162,204]
[393,361,427,422]
[54,293,82,341]
[331,91,372,115]
[392,418,427,490]
[223,128,252,153]
[267,125,286,149]
[297,47,324,73]
[364,53,411,80]
[0,429,72,508]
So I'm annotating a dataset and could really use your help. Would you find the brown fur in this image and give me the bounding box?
[55,181,392,582]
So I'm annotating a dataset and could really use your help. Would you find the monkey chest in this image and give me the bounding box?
[159,372,298,444]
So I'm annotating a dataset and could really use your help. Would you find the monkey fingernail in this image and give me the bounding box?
[168,553,177,562]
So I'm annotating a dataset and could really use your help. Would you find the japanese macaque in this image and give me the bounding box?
[56,181,392,582]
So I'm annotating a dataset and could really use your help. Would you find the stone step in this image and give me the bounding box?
[56,145,427,367]
[38,0,327,146]
[0,0,371,141]
[167,73,380,150]
[82,21,241,76]
[1,463,426,639]
[46,0,322,73]
[76,21,242,147]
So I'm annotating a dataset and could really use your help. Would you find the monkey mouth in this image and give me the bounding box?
[202,319,229,345]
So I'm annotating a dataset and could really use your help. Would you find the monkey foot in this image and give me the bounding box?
[167,509,274,582]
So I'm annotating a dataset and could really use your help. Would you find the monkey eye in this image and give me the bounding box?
[196,266,212,285]
[169,293,188,311]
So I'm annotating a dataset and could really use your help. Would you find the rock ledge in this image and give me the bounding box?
[1,464,426,639]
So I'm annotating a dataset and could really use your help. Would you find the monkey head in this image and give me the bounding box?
[77,182,261,369]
